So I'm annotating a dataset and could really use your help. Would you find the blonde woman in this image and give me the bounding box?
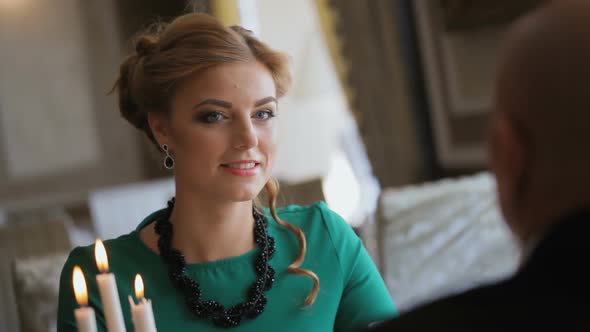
[57,13,396,331]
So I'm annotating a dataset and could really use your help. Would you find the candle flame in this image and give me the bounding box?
[72,266,88,306]
[135,274,144,299]
[94,239,109,272]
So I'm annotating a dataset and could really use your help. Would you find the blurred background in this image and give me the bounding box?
[0,0,541,331]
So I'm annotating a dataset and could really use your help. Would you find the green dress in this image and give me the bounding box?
[57,201,396,331]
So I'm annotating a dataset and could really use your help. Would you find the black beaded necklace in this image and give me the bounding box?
[154,198,276,328]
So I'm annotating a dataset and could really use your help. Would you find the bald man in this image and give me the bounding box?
[366,0,590,331]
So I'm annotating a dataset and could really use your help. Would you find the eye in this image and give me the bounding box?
[253,110,275,121]
[198,111,226,123]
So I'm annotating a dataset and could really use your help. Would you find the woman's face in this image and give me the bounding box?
[151,61,278,202]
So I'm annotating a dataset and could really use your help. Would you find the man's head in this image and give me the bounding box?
[490,0,590,245]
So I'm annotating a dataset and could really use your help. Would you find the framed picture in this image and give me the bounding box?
[413,0,515,169]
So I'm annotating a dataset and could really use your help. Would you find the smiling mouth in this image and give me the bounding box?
[221,162,260,169]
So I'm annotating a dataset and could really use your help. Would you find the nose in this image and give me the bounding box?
[232,117,258,150]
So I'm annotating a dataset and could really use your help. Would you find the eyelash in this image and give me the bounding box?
[197,110,276,124]
[198,111,227,123]
[253,109,276,120]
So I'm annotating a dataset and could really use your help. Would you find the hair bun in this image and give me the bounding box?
[230,25,254,36]
[135,35,158,57]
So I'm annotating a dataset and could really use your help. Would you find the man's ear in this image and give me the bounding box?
[147,112,171,147]
[489,112,527,217]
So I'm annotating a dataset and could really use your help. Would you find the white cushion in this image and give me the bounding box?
[380,172,521,311]
[89,178,175,240]
[13,253,69,332]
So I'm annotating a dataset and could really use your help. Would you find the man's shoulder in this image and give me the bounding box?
[368,280,517,331]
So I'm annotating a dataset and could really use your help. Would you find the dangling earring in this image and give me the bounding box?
[162,144,175,170]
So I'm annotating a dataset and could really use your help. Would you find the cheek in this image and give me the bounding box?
[174,127,224,165]
[258,125,278,165]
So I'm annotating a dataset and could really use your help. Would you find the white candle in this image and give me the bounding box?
[128,274,157,332]
[95,239,127,332]
[72,266,97,332]
[75,307,97,332]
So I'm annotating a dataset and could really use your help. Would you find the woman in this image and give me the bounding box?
[57,13,396,331]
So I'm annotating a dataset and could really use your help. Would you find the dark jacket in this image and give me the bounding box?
[367,211,590,332]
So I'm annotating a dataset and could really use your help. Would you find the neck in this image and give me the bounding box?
[516,189,590,251]
[167,188,256,264]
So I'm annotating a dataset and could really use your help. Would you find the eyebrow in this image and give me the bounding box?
[254,97,277,107]
[192,97,277,110]
[193,99,232,109]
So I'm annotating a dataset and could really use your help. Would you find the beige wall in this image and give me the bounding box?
[0,0,191,213]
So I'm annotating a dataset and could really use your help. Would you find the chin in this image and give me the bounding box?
[210,176,268,202]
[228,193,258,203]
[227,185,263,202]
